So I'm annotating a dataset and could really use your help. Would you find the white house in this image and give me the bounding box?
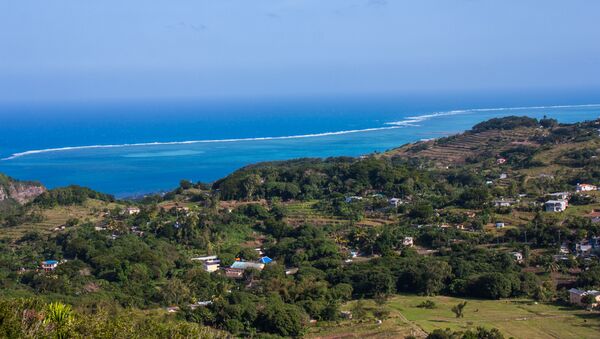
[499,173,508,179]
[569,288,600,307]
[345,196,363,203]
[576,183,597,192]
[125,207,141,215]
[203,260,221,273]
[545,200,568,212]
[493,200,515,207]
[41,260,59,272]
[576,242,593,256]
[388,198,403,207]
[403,237,414,247]
[511,252,524,264]
[495,222,505,228]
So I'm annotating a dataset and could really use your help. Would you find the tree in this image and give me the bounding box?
[470,273,512,299]
[451,301,467,318]
[581,294,598,310]
[257,295,307,337]
[179,179,193,190]
[409,202,434,220]
[577,266,600,288]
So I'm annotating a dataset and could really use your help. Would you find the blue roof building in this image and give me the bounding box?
[260,256,273,264]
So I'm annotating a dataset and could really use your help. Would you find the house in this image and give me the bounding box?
[345,196,363,203]
[493,200,515,207]
[499,173,508,179]
[340,311,353,320]
[496,158,507,165]
[41,260,59,272]
[203,260,221,273]
[549,192,570,201]
[576,242,593,256]
[485,180,493,185]
[403,237,414,247]
[223,268,244,279]
[388,198,403,207]
[125,207,141,215]
[176,206,190,213]
[166,306,180,313]
[553,254,570,262]
[545,200,568,212]
[189,301,213,310]
[495,222,505,228]
[511,252,524,264]
[587,210,600,224]
[191,255,218,262]
[230,261,265,271]
[576,183,597,192]
[259,256,273,264]
[568,288,600,307]
[285,267,299,276]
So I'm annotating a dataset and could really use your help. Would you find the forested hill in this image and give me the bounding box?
[213,116,600,201]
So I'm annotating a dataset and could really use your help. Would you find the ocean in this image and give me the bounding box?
[1,94,599,197]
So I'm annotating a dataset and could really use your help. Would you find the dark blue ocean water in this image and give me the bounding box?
[1,94,599,197]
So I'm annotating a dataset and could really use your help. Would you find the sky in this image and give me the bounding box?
[1,0,599,103]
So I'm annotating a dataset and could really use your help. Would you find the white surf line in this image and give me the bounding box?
[1,126,402,161]
[384,103,600,126]
[3,103,599,161]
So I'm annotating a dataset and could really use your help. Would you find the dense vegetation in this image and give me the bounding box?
[1,116,600,338]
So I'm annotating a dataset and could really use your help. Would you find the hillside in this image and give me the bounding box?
[1,116,600,339]
[385,116,600,168]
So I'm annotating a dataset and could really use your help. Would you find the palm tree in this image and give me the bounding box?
[43,302,73,339]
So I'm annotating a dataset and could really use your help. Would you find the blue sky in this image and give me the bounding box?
[1,0,599,103]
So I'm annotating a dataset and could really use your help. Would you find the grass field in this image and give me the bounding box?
[389,295,600,339]
[2,199,118,240]
[309,295,600,339]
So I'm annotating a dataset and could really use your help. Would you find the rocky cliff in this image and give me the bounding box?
[0,174,46,205]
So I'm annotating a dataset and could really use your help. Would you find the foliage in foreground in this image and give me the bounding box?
[0,298,225,339]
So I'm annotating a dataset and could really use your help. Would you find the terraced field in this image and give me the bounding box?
[284,200,394,228]
[284,200,346,226]
[387,128,542,166]
[1,199,117,240]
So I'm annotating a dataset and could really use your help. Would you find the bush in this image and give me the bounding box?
[416,300,437,309]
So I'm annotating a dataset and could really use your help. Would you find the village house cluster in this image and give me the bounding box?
[191,252,274,280]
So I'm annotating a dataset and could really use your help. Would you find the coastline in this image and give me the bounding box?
[1,103,599,197]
